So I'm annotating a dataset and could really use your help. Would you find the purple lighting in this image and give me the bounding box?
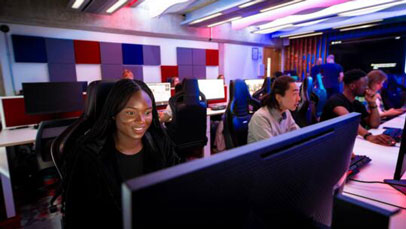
[232,0,351,29]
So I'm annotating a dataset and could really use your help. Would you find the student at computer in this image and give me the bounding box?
[320,69,396,146]
[159,79,183,123]
[367,70,405,118]
[247,76,300,143]
[64,79,179,228]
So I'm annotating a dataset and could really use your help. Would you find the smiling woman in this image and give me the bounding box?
[64,79,180,229]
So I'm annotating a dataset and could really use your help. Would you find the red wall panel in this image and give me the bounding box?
[206,49,219,66]
[74,40,101,64]
[161,66,179,83]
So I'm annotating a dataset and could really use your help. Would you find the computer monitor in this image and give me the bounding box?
[122,113,360,228]
[197,79,225,100]
[384,115,406,195]
[22,82,84,115]
[245,79,264,95]
[146,82,171,106]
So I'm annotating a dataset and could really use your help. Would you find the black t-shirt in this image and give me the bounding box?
[116,148,144,181]
[320,93,369,127]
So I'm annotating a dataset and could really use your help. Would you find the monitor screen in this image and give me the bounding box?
[122,113,360,228]
[22,82,84,115]
[146,82,171,106]
[197,79,225,100]
[245,79,264,95]
[384,115,406,195]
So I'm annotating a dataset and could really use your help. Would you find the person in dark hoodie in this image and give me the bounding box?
[64,79,179,228]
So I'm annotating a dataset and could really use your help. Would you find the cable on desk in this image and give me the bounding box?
[343,191,406,210]
[349,178,406,187]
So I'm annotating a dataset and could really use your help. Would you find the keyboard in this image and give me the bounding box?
[210,104,226,110]
[383,127,403,142]
[347,155,371,179]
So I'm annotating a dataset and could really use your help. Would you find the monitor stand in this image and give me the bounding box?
[384,179,406,195]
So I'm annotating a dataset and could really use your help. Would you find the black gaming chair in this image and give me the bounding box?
[49,80,116,212]
[166,78,207,160]
[223,79,260,149]
[292,77,317,127]
[252,77,272,101]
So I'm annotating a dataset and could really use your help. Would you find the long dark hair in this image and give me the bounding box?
[80,79,174,163]
[262,76,295,110]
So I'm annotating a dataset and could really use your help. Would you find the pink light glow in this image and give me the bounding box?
[232,0,351,29]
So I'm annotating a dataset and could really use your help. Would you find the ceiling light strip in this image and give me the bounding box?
[333,19,383,29]
[282,32,323,39]
[190,13,223,25]
[208,16,242,27]
[260,0,304,13]
[239,0,265,9]
[72,0,85,9]
[106,0,128,13]
[253,24,294,34]
[339,24,378,32]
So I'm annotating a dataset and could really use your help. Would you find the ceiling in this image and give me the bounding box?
[131,0,406,38]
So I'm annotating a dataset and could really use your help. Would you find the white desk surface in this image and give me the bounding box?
[343,114,406,228]
[0,127,37,147]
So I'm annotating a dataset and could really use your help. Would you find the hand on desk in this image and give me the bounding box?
[383,108,405,117]
[365,134,396,146]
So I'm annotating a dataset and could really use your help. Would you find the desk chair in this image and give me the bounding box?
[313,73,327,118]
[252,77,271,101]
[166,78,207,160]
[292,76,318,127]
[49,80,116,212]
[223,79,260,149]
[35,118,78,171]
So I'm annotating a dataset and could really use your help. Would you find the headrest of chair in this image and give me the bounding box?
[85,80,116,122]
[263,77,271,94]
[181,78,201,104]
[230,79,251,116]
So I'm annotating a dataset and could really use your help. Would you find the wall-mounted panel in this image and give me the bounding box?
[101,64,122,80]
[160,66,178,83]
[206,49,219,66]
[45,38,75,64]
[176,48,193,65]
[178,65,193,81]
[122,44,143,65]
[100,42,123,65]
[74,40,101,64]
[193,65,206,79]
[192,49,206,65]
[143,45,161,65]
[48,63,77,82]
[12,35,47,63]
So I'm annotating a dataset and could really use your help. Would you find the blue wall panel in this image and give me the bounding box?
[122,44,143,65]
[45,38,75,64]
[12,35,47,63]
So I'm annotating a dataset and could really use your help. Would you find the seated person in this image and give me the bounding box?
[122,68,134,79]
[320,69,396,146]
[367,70,405,118]
[248,76,300,143]
[64,79,179,228]
[159,81,183,123]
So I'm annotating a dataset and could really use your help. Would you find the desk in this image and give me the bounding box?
[0,128,37,219]
[343,114,406,228]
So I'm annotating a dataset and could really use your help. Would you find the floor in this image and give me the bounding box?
[14,170,63,229]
